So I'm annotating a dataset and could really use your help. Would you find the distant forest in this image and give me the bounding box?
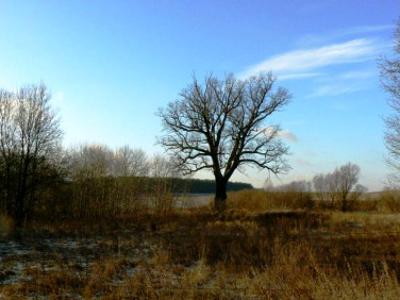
[78,177,254,194]
[153,177,254,194]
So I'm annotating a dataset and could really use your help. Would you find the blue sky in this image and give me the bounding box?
[0,1,399,190]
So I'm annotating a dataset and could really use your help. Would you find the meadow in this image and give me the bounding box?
[1,190,400,299]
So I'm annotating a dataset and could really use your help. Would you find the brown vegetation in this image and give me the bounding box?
[1,189,400,299]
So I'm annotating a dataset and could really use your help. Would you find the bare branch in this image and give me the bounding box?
[158,73,291,207]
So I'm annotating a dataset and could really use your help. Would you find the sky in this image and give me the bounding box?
[0,0,399,191]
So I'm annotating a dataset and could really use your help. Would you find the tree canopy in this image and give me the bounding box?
[159,73,291,210]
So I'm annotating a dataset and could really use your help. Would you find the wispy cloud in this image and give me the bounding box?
[298,24,395,46]
[308,69,376,97]
[278,72,321,81]
[336,70,375,80]
[241,38,383,79]
[340,24,395,35]
[295,158,314,167]
[309,84,364,98]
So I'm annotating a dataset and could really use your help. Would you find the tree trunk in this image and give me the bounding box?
[15,194,25,226]
[341,197,347,212]
[341,192,348,212]
[214,177,227,213]
[15,163,29,226]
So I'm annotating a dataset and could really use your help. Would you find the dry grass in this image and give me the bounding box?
[227,189,314,212]
[1,190,400,299]
[0,214,15,236]
[228,188,400,214]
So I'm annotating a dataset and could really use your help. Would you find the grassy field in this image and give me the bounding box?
[1,190,400,299]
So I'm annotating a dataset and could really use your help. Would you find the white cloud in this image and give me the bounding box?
[262,127,298,143]
[308,69,376,98]
[309,84,364,98]
[337,70,375,80]
[278,72,321,81]
[241,38,382,78]
[297,24,395,46]
[277,130,298,142]
[340,24,395,35]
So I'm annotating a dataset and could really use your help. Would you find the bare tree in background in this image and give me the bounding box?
[148,154,181,213]
[326,171,341,208]
[336,163,360,211]
[150,154,179,178]
[67,144,151,178]
[113,146,149,177]
[380,20,400,184]
[312,163,365,211]
[159,73,290,211]
[312,174,327,202]
[351,183,368,202]
[0,84,62,224]
[274,180,312,192]
[67,144,114,179]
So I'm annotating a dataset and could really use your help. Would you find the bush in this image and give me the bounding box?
[377,190,400,213]
[227,189,314,212]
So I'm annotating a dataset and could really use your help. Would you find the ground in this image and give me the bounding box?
[1,203,400,299]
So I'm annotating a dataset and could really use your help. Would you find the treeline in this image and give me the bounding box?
[0,85,251,224]
[163,178,253,194]
[265,162,368,211]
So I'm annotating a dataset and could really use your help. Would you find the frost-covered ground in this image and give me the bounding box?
[0,229,158,289]
[1,210,400,299]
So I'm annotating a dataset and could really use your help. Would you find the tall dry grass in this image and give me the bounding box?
[3,218,399,299]
[2,189,400,299]
[227,189,314,212]
[227,188,400,214]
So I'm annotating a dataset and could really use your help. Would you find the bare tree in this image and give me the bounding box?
[350,183,368,202]
[148,154,180,213]
[159,73,290,211]
[67,144,114,179]
[313,163,363,210]
[380,20,400,183]
[315,163,360,211]
[326,171,341,208]
[0,84,62,224]
[113,146,149,177]
[337,163,360,211]
[67,144,151,179]
[149,154,180,178]
[275,180,312,192]
[312,173,327,202]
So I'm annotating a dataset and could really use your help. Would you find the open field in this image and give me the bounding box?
[1,191,400,299]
